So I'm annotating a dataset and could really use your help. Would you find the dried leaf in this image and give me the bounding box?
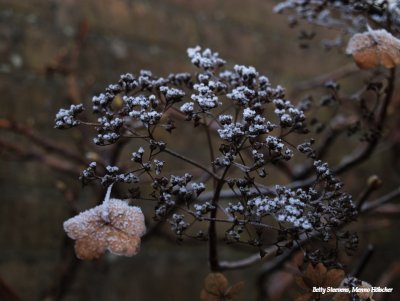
[64,198,146,260]
[201,273,244,301]
[304,263,327,287]
[203,273,229,295]
[346,29,400,69]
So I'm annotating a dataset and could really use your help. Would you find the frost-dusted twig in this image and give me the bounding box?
[100,183,114,223]
[356,175,382,210]
[361,185,400,212]
[162,147,221,181]
[218,235,305,271]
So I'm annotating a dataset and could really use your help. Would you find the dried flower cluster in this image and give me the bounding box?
[274,0,400,49]
[275,0,400,30]
[56,46,359,263]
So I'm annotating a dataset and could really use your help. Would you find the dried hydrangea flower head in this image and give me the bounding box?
[346,28,400,69]
[63,184,146,260]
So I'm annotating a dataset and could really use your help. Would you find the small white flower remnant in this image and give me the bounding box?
[63,185,146,260]
[333,277,375,301]
[187,46,226,69]
[54,104,84,129]
[346,28,400,69]
[180,102,194,114]
[217,123,245,141]
[191,83,220,110]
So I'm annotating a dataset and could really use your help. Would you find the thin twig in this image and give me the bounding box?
[163,147,221,180]
[361,186,400,212]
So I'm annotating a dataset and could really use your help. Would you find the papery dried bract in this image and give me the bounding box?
[295,263,345,301]
[200,273,244,301]
[64,198,146,260]
[346,29,400,69]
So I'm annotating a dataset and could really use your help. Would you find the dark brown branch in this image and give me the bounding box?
[0,139,81,177]
[0,119,89,166]
[209,166,230,271]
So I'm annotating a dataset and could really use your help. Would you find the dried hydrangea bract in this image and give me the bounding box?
[63,186,146,260]
[200,273,244,301]
[346,28,400,69]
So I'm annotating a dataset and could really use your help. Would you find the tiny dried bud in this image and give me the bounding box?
[367,175,382,189]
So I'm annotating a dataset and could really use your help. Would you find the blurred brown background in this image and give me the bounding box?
[1,0,399,300]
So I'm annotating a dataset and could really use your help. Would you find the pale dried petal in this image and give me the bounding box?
[75,233,108,260]
[346,29,400,69]
[64,206,103,239]
[304,263,327,287]
[63,198,146,260]
[108,198,146,236]
[204,273,229,295]
[106,230,141,256]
